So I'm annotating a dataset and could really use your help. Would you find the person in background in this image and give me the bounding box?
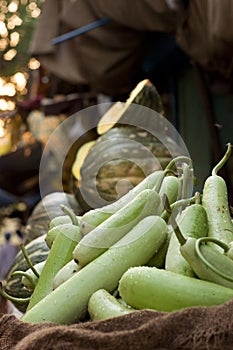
[29,0,181,101]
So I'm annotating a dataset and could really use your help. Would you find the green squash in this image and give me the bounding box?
[4,234,49,313]
[24,192,85,244]
[97,79,164,135]
[72,79,181,210]
[72,126,178,210]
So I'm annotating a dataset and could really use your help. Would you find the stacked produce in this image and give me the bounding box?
[2,143,233,325]
[3,192,85,312]
[71,79,181,209]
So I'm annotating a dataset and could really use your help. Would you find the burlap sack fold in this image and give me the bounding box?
[1,299,233,350]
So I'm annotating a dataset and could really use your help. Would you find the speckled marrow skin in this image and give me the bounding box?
[4,235,49,312]
[24,192,85,243]
[72,125,176,210]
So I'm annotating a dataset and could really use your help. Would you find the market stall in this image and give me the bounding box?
[1,1,233,349]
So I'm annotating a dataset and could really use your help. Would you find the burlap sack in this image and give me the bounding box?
[1,299,233,350]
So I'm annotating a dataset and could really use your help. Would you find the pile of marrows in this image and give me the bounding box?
[1,143,233,325]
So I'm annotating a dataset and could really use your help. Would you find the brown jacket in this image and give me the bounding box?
[176,0,233,79]
[29,0,177,96]
[30,0,233,96]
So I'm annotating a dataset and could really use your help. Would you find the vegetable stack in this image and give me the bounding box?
[2,144,233,325]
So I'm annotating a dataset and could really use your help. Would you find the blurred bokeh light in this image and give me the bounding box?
[0,0,44,110]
